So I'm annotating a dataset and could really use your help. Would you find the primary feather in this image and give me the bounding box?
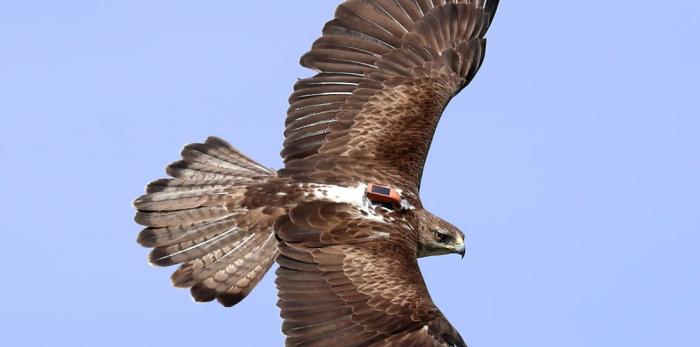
[134,1,499,345]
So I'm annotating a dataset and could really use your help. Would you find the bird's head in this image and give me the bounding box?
[415,209,466,258]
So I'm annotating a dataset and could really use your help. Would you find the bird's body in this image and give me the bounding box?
[134,1,499,345]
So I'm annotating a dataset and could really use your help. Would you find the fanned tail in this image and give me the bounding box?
[134,136,283,307]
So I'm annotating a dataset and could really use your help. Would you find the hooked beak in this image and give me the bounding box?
[455,237,466,258]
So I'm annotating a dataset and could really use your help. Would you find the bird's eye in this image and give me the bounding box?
[433,230,451,243]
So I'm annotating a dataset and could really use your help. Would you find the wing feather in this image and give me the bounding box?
[281,0,499,194]
[275,202,466,347]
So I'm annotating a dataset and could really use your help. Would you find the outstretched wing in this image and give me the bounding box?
[275,202,466,347]
[281,0,499,193]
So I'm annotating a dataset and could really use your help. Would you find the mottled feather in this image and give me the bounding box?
[276,202,466,347]
[134,137,282,306]
[275,1,499,346]
[281,0,498,197]
[134,1,499,345]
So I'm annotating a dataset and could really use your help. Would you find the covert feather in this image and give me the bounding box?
[134,1,499,345]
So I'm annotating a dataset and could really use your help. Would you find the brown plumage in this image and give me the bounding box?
[134,137,284,307]
[134,0,499,345]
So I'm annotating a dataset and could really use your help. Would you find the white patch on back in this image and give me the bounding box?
[308,183,387,223]
[394,188,416,210]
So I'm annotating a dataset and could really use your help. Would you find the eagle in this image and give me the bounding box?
[133,1,499,346]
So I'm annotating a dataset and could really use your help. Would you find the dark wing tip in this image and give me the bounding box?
[486,0,500,26]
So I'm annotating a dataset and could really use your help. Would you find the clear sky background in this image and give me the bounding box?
[2,1,698,346]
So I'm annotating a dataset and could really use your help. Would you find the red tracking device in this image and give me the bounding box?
[366,183,401,205]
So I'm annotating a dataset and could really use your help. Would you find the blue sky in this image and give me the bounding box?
[2,1,698,346]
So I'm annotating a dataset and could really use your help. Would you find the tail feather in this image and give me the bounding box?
[134,186,238,211]
[147,217,252,266]
[186,229,280,307]
[134,136,281,307]
[137,215,239,248]
[163,136,273,180]
[182,138,271,175]
[145,178,251,193]
[135,205,235,229]
[166,161,259,180]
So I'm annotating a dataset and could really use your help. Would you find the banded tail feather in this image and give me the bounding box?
[133,0,500,345]
[134,136,283,307]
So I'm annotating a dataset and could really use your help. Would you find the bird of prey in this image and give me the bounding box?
[133,1,499,346]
